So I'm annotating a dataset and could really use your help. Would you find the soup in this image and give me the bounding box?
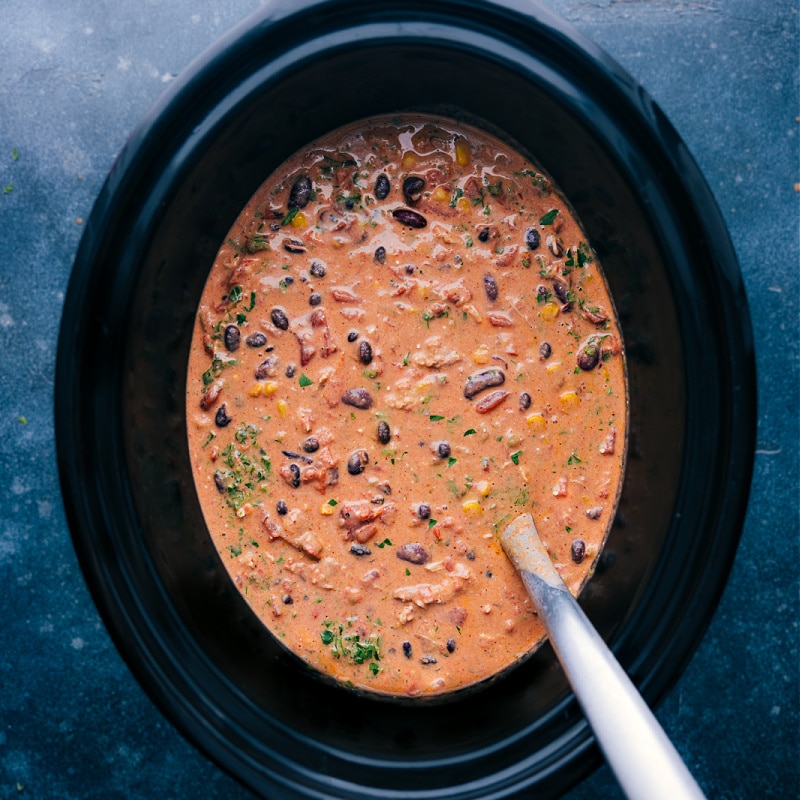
[186,115,627,698]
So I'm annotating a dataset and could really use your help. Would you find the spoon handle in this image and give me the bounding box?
[503,514,706,800]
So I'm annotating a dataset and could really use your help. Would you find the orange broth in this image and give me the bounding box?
[186,115,627,697]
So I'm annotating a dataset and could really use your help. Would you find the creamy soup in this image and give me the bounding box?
[186,115,626,698]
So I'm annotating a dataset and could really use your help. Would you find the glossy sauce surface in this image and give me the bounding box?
[186,115,627,697]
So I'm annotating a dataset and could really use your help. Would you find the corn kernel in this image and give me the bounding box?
[248,383,263,397]
[472,345,490,364]
[540,302,560,322]
[455,141,470,167]
[545,361,561,374]
[457,196,471,213]
[462,500,483,516]
[290,211,307,228]
[526,412,546,430]
[475,480,492,497]
[276,399,288,417]
[402,152,417,169]
[262,381,279,396]
[560,391,580,410]
[431,186,450,202]
[320,503,335,516]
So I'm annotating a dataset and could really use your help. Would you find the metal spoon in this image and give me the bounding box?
[501,513,706,800]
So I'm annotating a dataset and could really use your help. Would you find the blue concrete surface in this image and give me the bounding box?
[0,1,796,798]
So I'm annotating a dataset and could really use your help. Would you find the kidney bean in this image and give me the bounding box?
[525,227,540,250]
[474,389,510,414]
[341,388,373,409]
[392,208,427,228]
[402,175,425,204]
[396,542,430,565]
[288,174,313,209]
[463,367,505,399]
[223,324,240,352]
[374,173,391,200]
[271,307,289,330]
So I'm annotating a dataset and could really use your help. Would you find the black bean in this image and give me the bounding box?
[519,391,532,410]
[552,279,570,306]
[213,472,225,494]
[271,307,289,330]
[255,354,278,380]
[358,340,373,365]
[377,481,391,495]
[282,594,293,605]
[309,292,322,306]
[417,503,431,520]
[341,388,373,409]
[347,448,369,475]
[374,173,391,200]
[392,208,427,228]
[396,542,430,565]
[478,227,490,243]
[376,420,391,445]
[436,442,451,459]
[571,539,586,564]
[223,324,240,352]
[281,449,313,463]
[374,246,386,264]
[288,174,313,209]
[285,362,297,378]
[276,499,288,515]
[537,285,549,303]
[402,175,426,204]
[420,655,437,665]
[350,543,372,557]
[539,342,552,360]
[282,276,294,286]
[214,404,232,427]
[483,273,498,302]
[404,264,415,275]
[577,343,600,371]
[347,330,359,342]
[309,261,326,278]
[301,436,319,453]
[463,367,505,399]
[288,463,301,488]
[245,331,267,348]
[402,641,413,658]
[283,238,306,254]
[586,506,603,520]
[446,638,456,653]
[525,227,540,250]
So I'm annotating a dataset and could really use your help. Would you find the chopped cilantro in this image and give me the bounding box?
[299,374,313,387]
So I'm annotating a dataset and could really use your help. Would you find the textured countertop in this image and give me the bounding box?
[0,1,797,798]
